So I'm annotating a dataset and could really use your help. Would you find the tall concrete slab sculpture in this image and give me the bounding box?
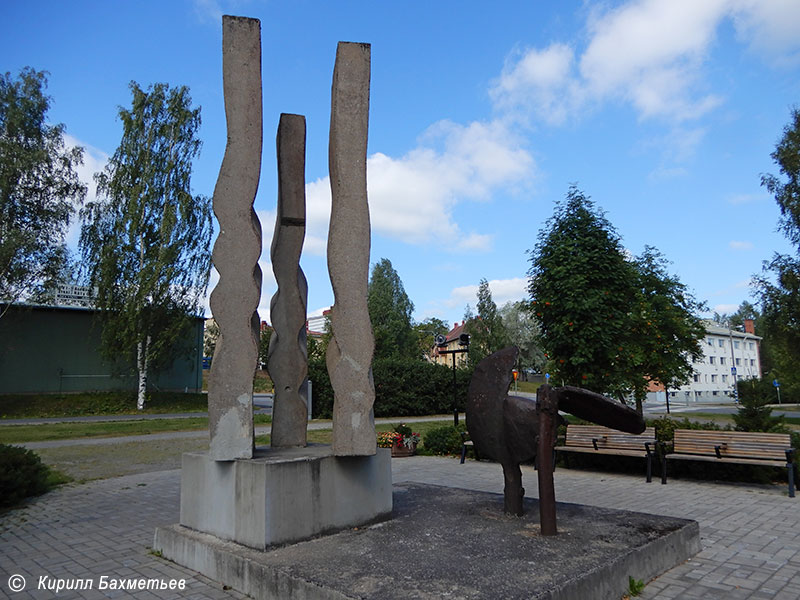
[268,113,309,448]
[207,15,262,460]
[326,42,375,456]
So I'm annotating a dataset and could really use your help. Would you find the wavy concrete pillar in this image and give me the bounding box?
[208,15,262,461]
[268,113,309,448]
[326,42,375,456]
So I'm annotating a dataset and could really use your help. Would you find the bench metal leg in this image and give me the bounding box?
[460,443,467,464]
[661,456,667,485]
[788,463,795,498]
[646,453,652,483]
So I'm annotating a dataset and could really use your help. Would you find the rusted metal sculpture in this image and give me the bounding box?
[466,347,645,535]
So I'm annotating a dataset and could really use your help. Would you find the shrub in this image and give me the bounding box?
[422,424,466,455]
[308,356,474,419]
[0,444,52,507]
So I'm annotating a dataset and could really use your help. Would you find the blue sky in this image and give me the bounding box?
[5,0,800,328]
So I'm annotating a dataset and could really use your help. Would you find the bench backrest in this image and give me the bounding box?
[672,429,791,460]
[564,425,655,451]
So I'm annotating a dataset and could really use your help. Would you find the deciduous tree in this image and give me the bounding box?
[0,68,86,315]
[756,107,800,404]
[80,82,211,409]
[528,187,704,407]
[527,186,637,397]
[499,300,545,377]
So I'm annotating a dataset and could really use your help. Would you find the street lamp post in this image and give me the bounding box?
[436,333,470,426]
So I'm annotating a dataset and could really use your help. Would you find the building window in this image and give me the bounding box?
[722,375,728,382]
[712,391,719,396]
[734,340,740,349]
[750,359,755,367]
[707,338,714,346]
[749,342,755,350]
[711,374,717,382]
[720,357,726,365]
[719,339,724,347]
[693,374,700,382]
[736,358,741,366]
[709,356,716,364]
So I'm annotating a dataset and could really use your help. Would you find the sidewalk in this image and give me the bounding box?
[1,456,798,599]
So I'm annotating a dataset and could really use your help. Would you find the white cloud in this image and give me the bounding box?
[729,240,754,250]
[304,119,534,252]
[490,43,580,125]
[443,277,528,310]
[726,192,768,205]
[713,303,740,314]
[730,0,800,62]
[63,134,108,246]
[490,0,800,127]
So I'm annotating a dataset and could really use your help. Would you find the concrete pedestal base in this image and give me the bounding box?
[155,483,700,600]
[177,445,392,549]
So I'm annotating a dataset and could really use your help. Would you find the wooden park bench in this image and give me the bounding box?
[663,430,796,497]
[555,425,660,482]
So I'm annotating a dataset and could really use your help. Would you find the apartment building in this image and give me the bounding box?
[648,319,761,405]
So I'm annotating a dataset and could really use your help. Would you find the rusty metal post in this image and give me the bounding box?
[536,384,558,535]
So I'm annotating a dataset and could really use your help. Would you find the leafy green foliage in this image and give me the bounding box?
[258,326,272,370]
[79,82,211,408]
[528,186,638,396]
[368,258,418,360]
[413,317,450,359]
[0,444,52,506]
[422,423,466,455]
[308,356,473,419]
[627,576,645,597]
[528,186,704,404]
[465,278,509,363]
[626,247,705,408]
[756,107,800,406]
[0,68,86,312]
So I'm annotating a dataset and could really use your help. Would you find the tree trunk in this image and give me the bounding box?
[137,336,151,410]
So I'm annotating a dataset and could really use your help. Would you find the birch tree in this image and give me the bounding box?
[0,67,86,314]
[80,82,211,409]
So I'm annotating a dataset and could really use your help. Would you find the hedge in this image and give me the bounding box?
[308,357,474,419]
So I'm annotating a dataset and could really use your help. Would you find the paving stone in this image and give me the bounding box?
[2,458,799,598]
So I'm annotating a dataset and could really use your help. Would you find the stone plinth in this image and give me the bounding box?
[155,483,700,600]
[176,445,392,549]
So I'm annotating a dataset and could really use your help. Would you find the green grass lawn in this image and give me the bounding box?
[0,414,272,444]
[0,391,209,419]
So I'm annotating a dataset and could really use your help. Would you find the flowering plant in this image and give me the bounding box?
[376,423,420,449]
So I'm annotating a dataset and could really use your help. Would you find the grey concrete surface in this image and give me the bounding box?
[155,483,699,600]
[2,457,799,599]
[268,113,310,449]
[173,446,391,548]
[326,41,376,457]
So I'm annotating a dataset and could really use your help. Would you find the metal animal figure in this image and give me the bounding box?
[466,347,645,535]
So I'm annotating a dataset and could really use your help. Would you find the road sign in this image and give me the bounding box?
[731,367,737,375]
[774,379,780,388]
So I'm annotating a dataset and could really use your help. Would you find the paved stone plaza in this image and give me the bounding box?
[1,456,799,599]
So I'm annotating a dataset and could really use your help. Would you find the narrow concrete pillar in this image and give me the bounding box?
[208,15,263,460]
[268,113,309,448]
[326,42,376,456]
